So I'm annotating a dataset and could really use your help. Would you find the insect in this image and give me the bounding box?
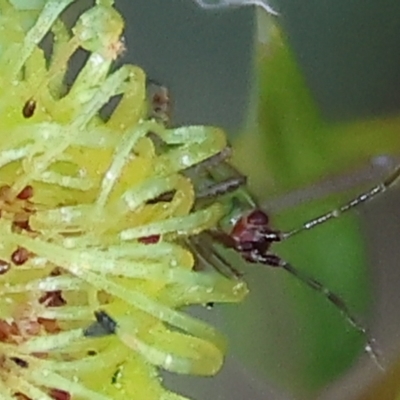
[145,80,400,370]
[205,164,400,369]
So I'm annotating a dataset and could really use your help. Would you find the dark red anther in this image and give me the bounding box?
[39,290,66,307]
[138,234,160,244]
[49,388,71,400]
[14,393,31,400]
[22,99,36,118]
[13,219,32,232]
[11,247,30,266]
[17,185,34,200]
[0,319,16,341]
[0,185,12,203]
[38,318,61,334]
[146,190,175,204]
[50,267,63,276]
[0,259,10,275]
[10,357,28,368]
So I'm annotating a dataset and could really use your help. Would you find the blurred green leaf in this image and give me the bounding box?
[224,13,400,397]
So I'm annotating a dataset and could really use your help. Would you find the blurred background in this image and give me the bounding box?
[115,1,400,399]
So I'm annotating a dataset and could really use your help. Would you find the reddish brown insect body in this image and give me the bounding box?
[229,210,281,261]
[205,168,400,370]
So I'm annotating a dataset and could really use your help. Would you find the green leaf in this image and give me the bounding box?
[225,14,400,397]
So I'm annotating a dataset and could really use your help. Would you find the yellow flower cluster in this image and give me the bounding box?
[0,1,247,399]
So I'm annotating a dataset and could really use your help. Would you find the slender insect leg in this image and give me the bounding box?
[188,233,243,278]
[208,242,243,278]
[185,146,233,175]
[257,252,384,370]
[196,175,247,199]
[284,165,400,239]
[188,238,231,278]
[185,147,248,199]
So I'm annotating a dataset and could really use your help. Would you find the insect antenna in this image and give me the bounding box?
[264,166,400,370]
[283,165,400,240]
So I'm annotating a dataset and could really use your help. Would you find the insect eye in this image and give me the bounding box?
[246,209,269,226]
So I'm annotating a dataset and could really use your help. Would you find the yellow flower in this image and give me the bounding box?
[0,1,247,399]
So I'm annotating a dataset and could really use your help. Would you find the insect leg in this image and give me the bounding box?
[185,147,248,199]
[189,232,243,278]
[188,146,233,174]
[196,176,246,199]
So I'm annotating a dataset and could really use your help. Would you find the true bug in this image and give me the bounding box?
[197,160,400,369]
[145,80,398,370]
